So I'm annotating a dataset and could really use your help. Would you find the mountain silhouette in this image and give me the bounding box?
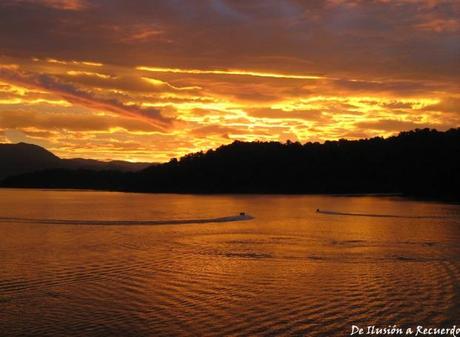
[2,128,460,200]
[0,142,153,180]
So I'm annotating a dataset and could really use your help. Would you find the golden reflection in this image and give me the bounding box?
[2,190,460,335]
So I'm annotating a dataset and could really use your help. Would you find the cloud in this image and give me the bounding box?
[416,19,460,32]
[246,108,328,122]
[0,67,171,130]
[0,129,7,142]
[7,0,88,10]
[0,0,458,80]
[423,97,460,113]
[66,70,115,79]
[137,66,323,80]
[142,77,202,91]
[0,109,160,133]
[356,119,441,132]
[188,125,235,138]
[43,58,103,66]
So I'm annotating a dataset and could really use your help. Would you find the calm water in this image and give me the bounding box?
[1,189,460,337]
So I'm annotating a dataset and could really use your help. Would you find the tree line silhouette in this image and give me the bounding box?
[2,128,460,199]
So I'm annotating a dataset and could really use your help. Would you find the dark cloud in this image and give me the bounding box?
[0,0,458,80]
[4,0,89,11]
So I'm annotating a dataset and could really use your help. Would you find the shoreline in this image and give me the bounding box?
[1,187,458,204]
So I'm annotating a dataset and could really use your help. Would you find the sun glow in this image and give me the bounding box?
[0,0,457,162]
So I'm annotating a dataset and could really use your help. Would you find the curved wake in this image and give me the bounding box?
[0,214,254,226]
[317,209,449,219]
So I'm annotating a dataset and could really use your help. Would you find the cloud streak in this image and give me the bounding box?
[7,0,88,10]
[137,66,324,80]
[0,67,171,130]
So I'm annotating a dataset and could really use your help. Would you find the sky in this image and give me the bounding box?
[0,0,459,162]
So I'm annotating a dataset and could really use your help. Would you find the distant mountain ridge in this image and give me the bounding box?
[0,142,154,180]
[2,129,460,200]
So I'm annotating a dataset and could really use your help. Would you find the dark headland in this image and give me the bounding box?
[0,142,153,180]
[1,128,459,200]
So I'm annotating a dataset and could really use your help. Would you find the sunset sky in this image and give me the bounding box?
[0,0,459,162]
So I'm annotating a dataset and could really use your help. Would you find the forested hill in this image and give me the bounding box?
[2,128,460,199]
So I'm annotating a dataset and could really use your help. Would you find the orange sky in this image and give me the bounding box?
[0,0,459,162]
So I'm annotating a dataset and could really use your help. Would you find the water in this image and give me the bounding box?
[1,189,460,337]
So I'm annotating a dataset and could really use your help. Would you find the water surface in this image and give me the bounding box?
[1,189,460,336]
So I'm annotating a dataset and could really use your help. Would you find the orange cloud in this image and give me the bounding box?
[11,0,88,10]
[416,19,460,32]
[137,66,324,80]
[43,58,103,67]
[0,67,171,130]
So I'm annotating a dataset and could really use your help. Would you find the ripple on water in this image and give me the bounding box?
[2,191,460,336]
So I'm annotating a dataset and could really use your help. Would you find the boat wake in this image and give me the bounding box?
[0,214,254,226]
[317,209,449,219]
